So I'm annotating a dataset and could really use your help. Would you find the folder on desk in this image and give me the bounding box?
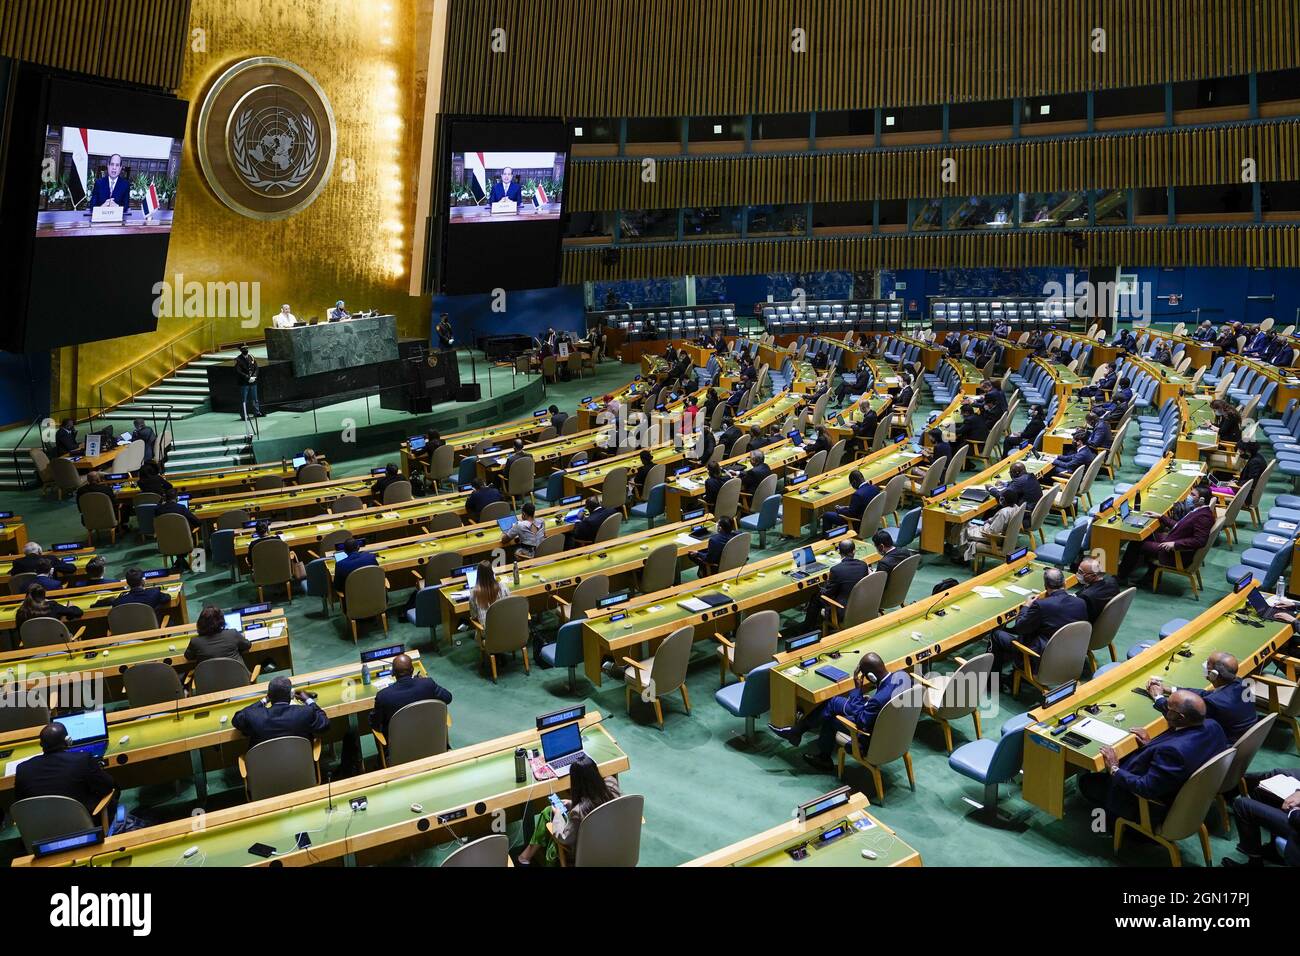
[1074,717,1128,746]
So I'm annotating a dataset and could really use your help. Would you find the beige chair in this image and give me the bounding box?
[593,512,623,543]
[108,602,166,634]
[554,574,610,622]
[191,657,259,695]
[1114,748,1235,867]
[1074,453,1106,510]
[1216,479,1253,548]
[920,653,994,752]
[8,572,37,596]
[425,444,456,491]
[472,594,531,682]
[110,439,145,474]
[28,447,55,497]
[971,503,1026,572]
[823,570,887,633]
[909,457,946,498]
[78,491,120,545]
[343,564,388,643]
[216,508,252,531]
[713,477,742,521]
[123,661,184,707]
[744,472,778,514]
[623,624,693,729]
[1151,517,1224,599]
[19,616,85,648]
[420,550,463,587]
[1021,486,1058,547]
[479,500,511,523]
[561,415,581,435]
[602,467,630,515]
[1011,620,1092,697]
[879,473,906,525]
[1087,586,1136,671]
[555,793,645,867]
[51,457,85,499]
[310,528,352,561]
[855,492,888,539]
[239,736,322,802]
[533,533,566,559]
[154,512,197,570]
[329,495,364,514]
[1214,714,1278,832]
[252,474,284,491]
[374,699,450,767]
[0,700,51,733]
[715,531,751,574]
[869,418,891,452]
[10,794,115,853]
[637,542,678,594]
[250,536,294,602]
[714,608,778,685]
[826,440,847,471]
[441,833,509,867]
[504,457,535,508]
[639,463,666,501]
[942,445,969,485]
[803,450,828,479]
[879,552,921,611]
[834,683,923,803]
[423,512,462,534]
[1243,671,1299,750]
[297,463,329,484]
[383,480,413,504]
[1049,466,1086,525]
[1244,460,1275,526]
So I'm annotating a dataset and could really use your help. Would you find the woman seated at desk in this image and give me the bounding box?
[517,753,621,866]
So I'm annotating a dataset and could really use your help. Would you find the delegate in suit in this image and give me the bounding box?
[1146,651,1257,742]
[989,567,1088,677]
[1115,486,1216,585]
[489,166,522,203]
[368,654,453,739]
[89,154,130,212]
[232,675,332,749]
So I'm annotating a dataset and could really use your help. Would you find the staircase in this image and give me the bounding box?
[165,433,255,473]
[0,453,37,491]
[97,345,266,423]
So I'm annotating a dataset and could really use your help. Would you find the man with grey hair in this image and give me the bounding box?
[988,566,1088,681]
[1147,651,1256,742]
[232,675,330,749]
[272,303,297,329]
[1077,690,1228,828]
[10,541,74,578]
[1073,556,1120,623]
[739,449,771,496]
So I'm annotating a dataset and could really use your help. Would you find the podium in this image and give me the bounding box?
[265,314,398,376]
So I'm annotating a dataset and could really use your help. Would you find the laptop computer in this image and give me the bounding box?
[292,455,307,469]
[60,710,109,759]
[497,515,518,534]
[789,545,823,580]
[1119,501,1148,528]
[224,611,242,631]
[1246,586,1273,619]
[536,720,587,777]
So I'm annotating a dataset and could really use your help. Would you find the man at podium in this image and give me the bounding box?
[488,166,521,204]
[90,154,130,213]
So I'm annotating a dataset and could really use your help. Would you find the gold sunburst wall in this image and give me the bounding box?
[58,0,435,409]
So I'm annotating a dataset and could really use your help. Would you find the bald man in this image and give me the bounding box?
[1077,691,1228,828]
[1146,651,1256,742]
[14,722,117,818]
[368,653,452,738]
[1073,556,1120,623]
[768,652,914,771]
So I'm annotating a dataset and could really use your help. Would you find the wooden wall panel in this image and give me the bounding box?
[444,0,1300,118]
[562,225,1300,282]
[568,120,1300,211]
[0,0,191,90]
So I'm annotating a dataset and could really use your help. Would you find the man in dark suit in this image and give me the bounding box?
[980,382,1008,418]
[769,652,914,770]
[111,567,171,620]
[333,536,379,596]
[129,418,157,463]
[10,542,75,578]
[1146,651,1256,742]
[1045,429,1096,481]
[718,417,743,455]
[232,675,331,749]
[14,723,117,818]
[488,166,522,203]
[156,488,199,531]
[702,462,727,506]
[688,515,741,578]
[872,528,914,577]
[89,153,130,213]
[548,405,568,433]
[1076,691,1228,829]
[371,463,404,499]
[1001,460,1043,508]
[1073,556,1120,623]
[1116,486,1216,586]
[569,495,617,547]
[77,471,125,531]
[822,469,879,533]
[1078,362,1117,399]
[739,451,771,496]
[1096,377,1133,424]
[989,567,1088,677]
[953,404,990,462]
[1084,412,1112,453]
[1224,768,1300,867]
[926,428,953,469]
[465,478,504,522]
[54,417,79,455]
[802,538,870,628]
[368,653,453,737]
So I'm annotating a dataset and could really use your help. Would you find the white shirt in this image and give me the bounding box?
[273,311,297,329]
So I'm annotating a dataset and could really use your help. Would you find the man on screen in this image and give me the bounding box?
[90,153,130,213]
[488,166,521,204]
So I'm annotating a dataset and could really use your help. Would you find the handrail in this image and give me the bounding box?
[93,320,219,414]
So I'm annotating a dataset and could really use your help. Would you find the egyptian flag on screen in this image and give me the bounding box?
[464,151,487,203]
[532,183,549,209]
[67,127,89,206]
[143,182,161,218]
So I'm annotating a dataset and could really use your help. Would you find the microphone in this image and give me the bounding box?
[1162,646,1182,672]
[924,586,957,621]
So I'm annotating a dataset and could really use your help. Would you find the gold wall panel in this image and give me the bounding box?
[57,0,433,410]
[561,225,1300,283]
[570,120,1300,211]
[442,0,1300,118]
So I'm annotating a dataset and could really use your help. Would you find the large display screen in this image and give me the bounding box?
[436,118,570,296]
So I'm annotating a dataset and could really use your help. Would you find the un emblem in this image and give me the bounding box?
[196,57,336,220]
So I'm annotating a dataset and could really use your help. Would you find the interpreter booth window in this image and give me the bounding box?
[1258,68,1300,115]
[944,194,1016,230]
[683,206,743,239]
[908,197,944,232]
[1173,75,1250,124]
[1133,186,1170,224]
[947,99,1013,140]
[570,118,619,157]
[747,204,807,236]
[1174,184,1254,223]
[752,113,810,151]
[625,117,682,154]
[1093,83,1166,131]
[813,109,875,148]
[1020,93,1087,134]
[564,210,616,239]
[619,208,678,242]
[877,199,908,232]
[811,201,873,234]
[1261,181,1300,220]
[1093,189,1128,225]
[687,116,744,152]
[1019,191,1088,228]
[879,105,943,146]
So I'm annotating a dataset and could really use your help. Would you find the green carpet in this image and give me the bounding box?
[4,362,1297,867]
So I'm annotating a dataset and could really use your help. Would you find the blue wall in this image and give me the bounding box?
[0,351,50,427]
[432,284,587,347]
[1126,267,1300,327]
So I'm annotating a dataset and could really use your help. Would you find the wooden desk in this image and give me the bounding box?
[683,792,921,867]
[780,444,924,537]
[62,447,120,473]
[1173,396,1219,461]
[580,536,876,687]
[825,394,898,446]
[1021,587,1287,818]
[768,554,1061,726]
[1232,354,1300,413]
[919,447,1055,553]
[0,576,186,648]
[189,476,376,526]
[562,437,699,498]
[16,702,631,868]
[115,459,321,502]
[664,441,805,522]
[0,517,29,556]
[0,545,97,586]
[1088,456,1206,574]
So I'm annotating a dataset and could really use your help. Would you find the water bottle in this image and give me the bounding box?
[1276,576,1286,602]
[361,663,371,687]
[514,747,528,783]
